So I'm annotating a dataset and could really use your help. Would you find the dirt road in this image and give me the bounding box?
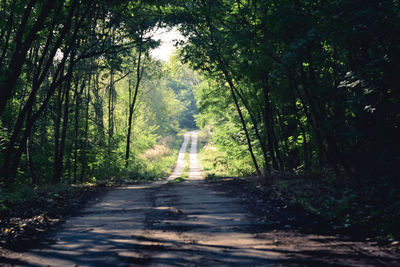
[3,131,399,266]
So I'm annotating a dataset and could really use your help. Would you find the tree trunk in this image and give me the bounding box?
[53,47,75,183]
[228,81,261,175]
[232,85,270,172]
[93,73,104,145]
[81,70,92,182]
[0,0,56,116]
[73,80,84,183]
[108,69,114,147]
[261,75,279,171]
[125,36,143,167]
[27,133,37,184]
[53,74,72,183]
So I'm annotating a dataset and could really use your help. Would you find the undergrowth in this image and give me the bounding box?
[267,174,400,242]
[198,129,400,241]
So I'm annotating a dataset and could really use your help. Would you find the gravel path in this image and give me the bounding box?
[2,131,398,266]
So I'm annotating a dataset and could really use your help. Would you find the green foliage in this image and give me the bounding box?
[0,0,399,241]
[176,0,399,179]
[173,0,400,239]
[198,127,254,177]
[0,0,203,190]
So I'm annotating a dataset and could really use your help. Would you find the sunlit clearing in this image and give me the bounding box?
[149,27,184,62]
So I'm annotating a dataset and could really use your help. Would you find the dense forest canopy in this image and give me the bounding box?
[0,0,399,220]
[0,0,202,186]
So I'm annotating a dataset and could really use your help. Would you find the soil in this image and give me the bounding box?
[1,131,399,266]
[0,184,109,250]
[209,177,400,266]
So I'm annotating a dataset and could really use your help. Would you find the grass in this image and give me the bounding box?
[167,176,186,184]
[197,132,230,178]
[197,129,257,178]
[131,135,183,181]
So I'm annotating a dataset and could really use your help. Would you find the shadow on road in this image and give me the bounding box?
[2,132,398,266]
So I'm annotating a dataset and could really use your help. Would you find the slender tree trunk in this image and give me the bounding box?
[27,132,37,184]
[203,11,261,175]
[73,80,84,183]
[125,79,134,167]
[93,73,105,145]
[53,47,75,183]
[0,0,56,116]
[125,37,143,167]
[108,69,114,147]
[215,52,261,174]
[53,82,64,183]
[53,74,72,183]
[81,71,91,182]
[261,75,279,171]
[228,82,261,175]
[232,85,270,172]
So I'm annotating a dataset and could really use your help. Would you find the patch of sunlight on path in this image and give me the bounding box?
[166,130,203,182]
[166,132,190,182]
[188,130,203,181]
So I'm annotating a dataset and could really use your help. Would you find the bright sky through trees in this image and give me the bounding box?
[150,27,183,61]
[0,0,399,247]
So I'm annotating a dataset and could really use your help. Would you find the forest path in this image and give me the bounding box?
[3,132,398,266]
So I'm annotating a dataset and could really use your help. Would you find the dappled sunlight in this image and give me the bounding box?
[188,131,204,181]
[139,144,171,160]
[6,178,397,266]
[166,132,190,181]
[4,133,397,266]
[1,0,398,265]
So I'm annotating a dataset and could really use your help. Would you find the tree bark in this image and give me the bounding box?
[227,79,261,175]
[261,75,279,171]
[0,0,56,116]
[81,69,92,182]
[53,70,72,183]
[232,85,270,172]
[125,36,143,167]
[73,80,84,183]
[204,12,261,175]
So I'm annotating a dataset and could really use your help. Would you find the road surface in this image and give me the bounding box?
[2,131,398,266]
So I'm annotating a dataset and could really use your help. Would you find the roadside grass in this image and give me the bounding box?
[200,146,229,179]
[197,131,230,179]
[167,175,186,184]
[198,129,257,178]
[118,134,183,183]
